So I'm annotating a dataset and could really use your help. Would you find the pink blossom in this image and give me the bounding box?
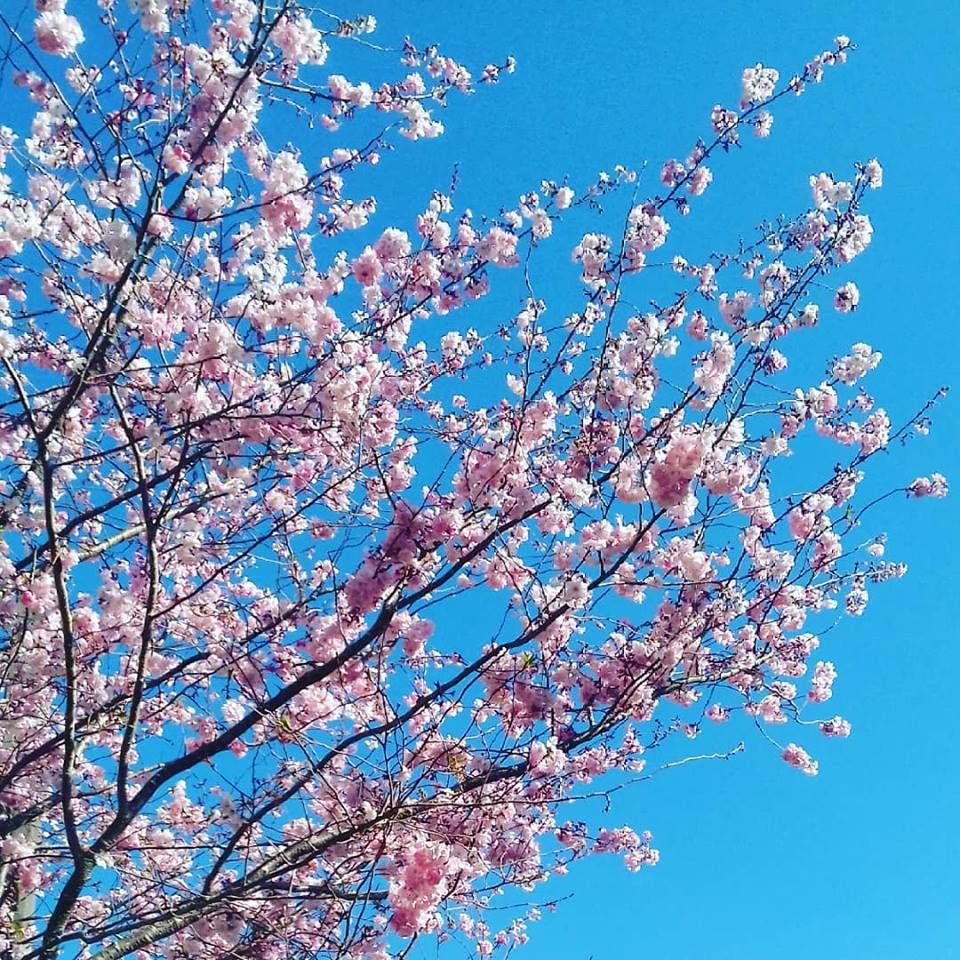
[648,434,705,508]
[687,166,713,196]
[741,63,779,104]
[908,473,949,498]
[807,660,837,703]
[820,716,852,737]
[477,226,519,267]
[352,246,384,287]
[375,227,412,261]
[34,9,84,56]
[758,695,787,724]
[845,583,869,616]
[834,281,860,312]
[627,203,670,252]
[711,104,739,134]
[860,409,890,454]
[528,737,566,776]
[687,310,709,340]
[554,186,575,209]
[272,12,329,65]
[810,172,852,210]
[812,530,842,570]
[660,159,685,187]
[572,232,610,287]
[705,704,729,723]
[864,158,883,188]
[693,332,734,398]
[837,214,873,263]
[833,343,881,385]
[0,14,939,954]
[754,110,774,137]
[531,209,553,239]
[388,841,454,937]
[698,263,717,297]
[782,743,819,775]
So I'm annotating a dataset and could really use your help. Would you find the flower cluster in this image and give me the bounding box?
[0,10,945,960]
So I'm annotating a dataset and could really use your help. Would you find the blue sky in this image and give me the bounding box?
[3,2,956,956]
[343,2,959,958]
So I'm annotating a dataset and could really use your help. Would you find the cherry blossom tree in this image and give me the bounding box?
[0,3,948,959]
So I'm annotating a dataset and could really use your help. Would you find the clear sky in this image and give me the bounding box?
[339,2,959,958]
[4,2,956,957]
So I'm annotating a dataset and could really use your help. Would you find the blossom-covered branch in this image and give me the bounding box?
[0,3,946,959]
